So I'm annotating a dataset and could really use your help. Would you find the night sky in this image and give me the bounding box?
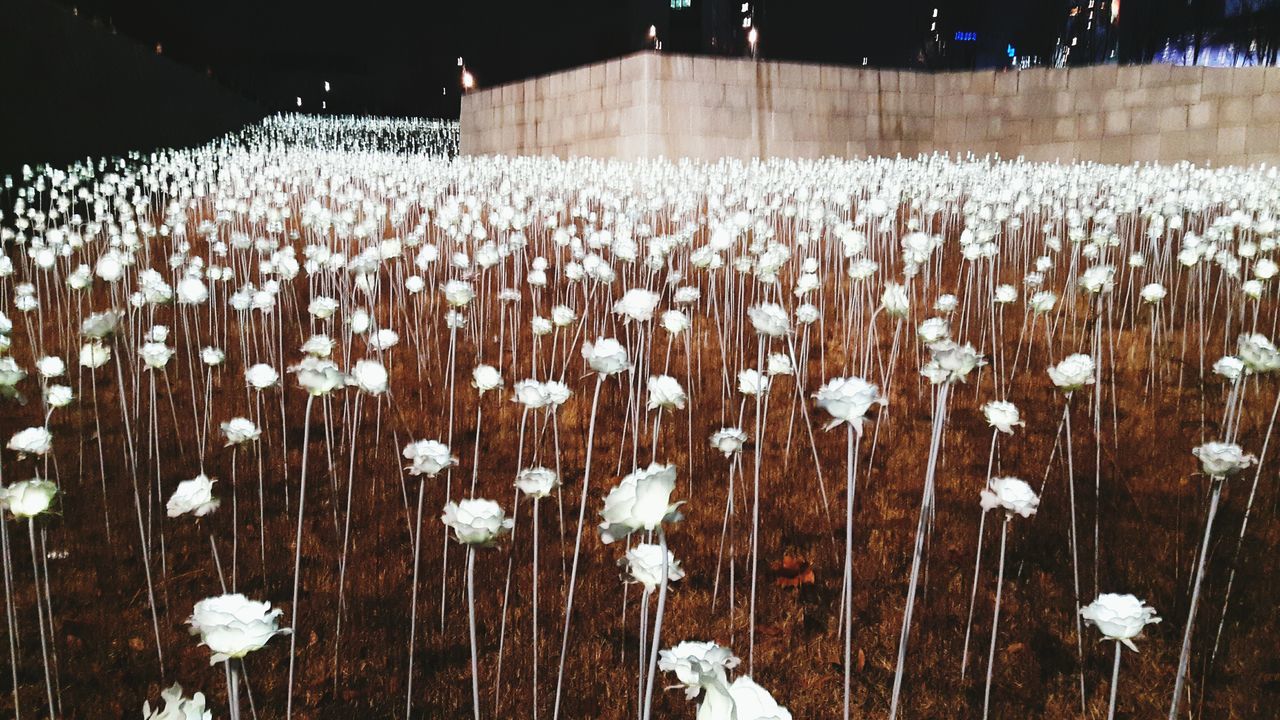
[48,0,947,118]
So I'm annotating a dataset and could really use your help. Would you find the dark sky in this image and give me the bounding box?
[50,0,948,118]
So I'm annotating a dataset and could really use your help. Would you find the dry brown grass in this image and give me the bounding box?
[2,224,1278,720]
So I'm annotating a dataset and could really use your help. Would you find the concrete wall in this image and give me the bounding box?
[459,52,1280,167]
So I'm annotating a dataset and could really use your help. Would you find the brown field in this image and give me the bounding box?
[1,183,1279,720]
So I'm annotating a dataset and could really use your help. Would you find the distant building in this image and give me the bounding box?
[627,0,750,56]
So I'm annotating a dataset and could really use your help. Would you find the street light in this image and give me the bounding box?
[748,26,759,59]
[461,69,475,91]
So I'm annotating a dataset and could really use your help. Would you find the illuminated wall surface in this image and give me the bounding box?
[460,51,1280,167]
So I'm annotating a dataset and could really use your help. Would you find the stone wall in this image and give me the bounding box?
[460,52,1280,167]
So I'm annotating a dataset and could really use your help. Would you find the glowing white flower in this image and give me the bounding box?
[1140,283,1166,304]
[1079,265,1115,294]
[140,342,175,370]
[980,476,1039,517]
[8,426,52,456]
[647,374,687,411]
[298,334,332,358]
[659,641,741,699]
[1048,353,1095,392]
[3,478,57,518]
[166,474,220,518]
[729,676,792,720]
[1214,356,1245,382]
[308,296,338,319]
[472,364,503,393]
[921,341,985,384]
[45,385,73,408]
[599,463,682,544]
[662,309,690,335]
[1192,441,1256,478]
[982,400,1024,434]
[917,317,949,345]
[1237,333,1280,374]
[748,303,790,337]
[35,356,65,379]
[881,282,910,317]
[551,305,576,327]
[187,593,288,664]
[442,279,475,307]
[623,543,685,593]
[79,342,111,369]
[142,683,211,720]
[710,427,748,457]
[442,498,513,545]
[221,418,260,446]
[201,347,225,366]
[1080,593,1160,651]
[291,357,346,396]
[515,467,559,499]
[403,439,457,477]
[1029,291,1057,314]
[582,337,630,375]
[993,285,1017,304]
[245,364,279,390]
[737,369,769,396]
[614,288,660,322]
[350,359,388,395]
[814,376,885,432]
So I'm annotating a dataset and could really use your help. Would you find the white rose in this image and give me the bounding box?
[176,276,209,305]
[244,364,279,390]
[35,356,65,379]
[1192,441,1256,478]
[1079,593,1160,650]
[221,417,261,446]
[140,342,174,370]
[301,334,334,357]
[922,341,985,385]
[623,543,685,593]
[814,376,885,432]
[8,426,52,456]
[747,303,790,337]
[79,342,111,369]
[290,357,345,396]
[993,284,1017,304]
[514,467,559,499]
[881,282,910,317]
[1237,333,1280,374]
[3,478,58,518]
[582,338,630,375]
[979,476,1039,518]
[1048,353,1095,392]
[1140,283,1167,304]
[442,498,513,545]
[599,463,681,544]
[733,366,768,396]
[472,364,503,393]
[709,427,748,457]
[917,317,950,345]
[442,279,475,307]
[1029,291,1057,314]
[403,439,457,477]
[551,305,577,327]
[201,347,226,366]
[308,296,338,319]
[981,401,1024,434]
[661,309,690,335]
[658,641,741,699]
[350,359,388,395]
[167,474,221,518]
[143,683,212,720]
[513,379,551,409]
[729,676,792,720]
[646,374,687,411]
[187,593,289,663]
[45,384,73,408]
[613,288,660,322]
